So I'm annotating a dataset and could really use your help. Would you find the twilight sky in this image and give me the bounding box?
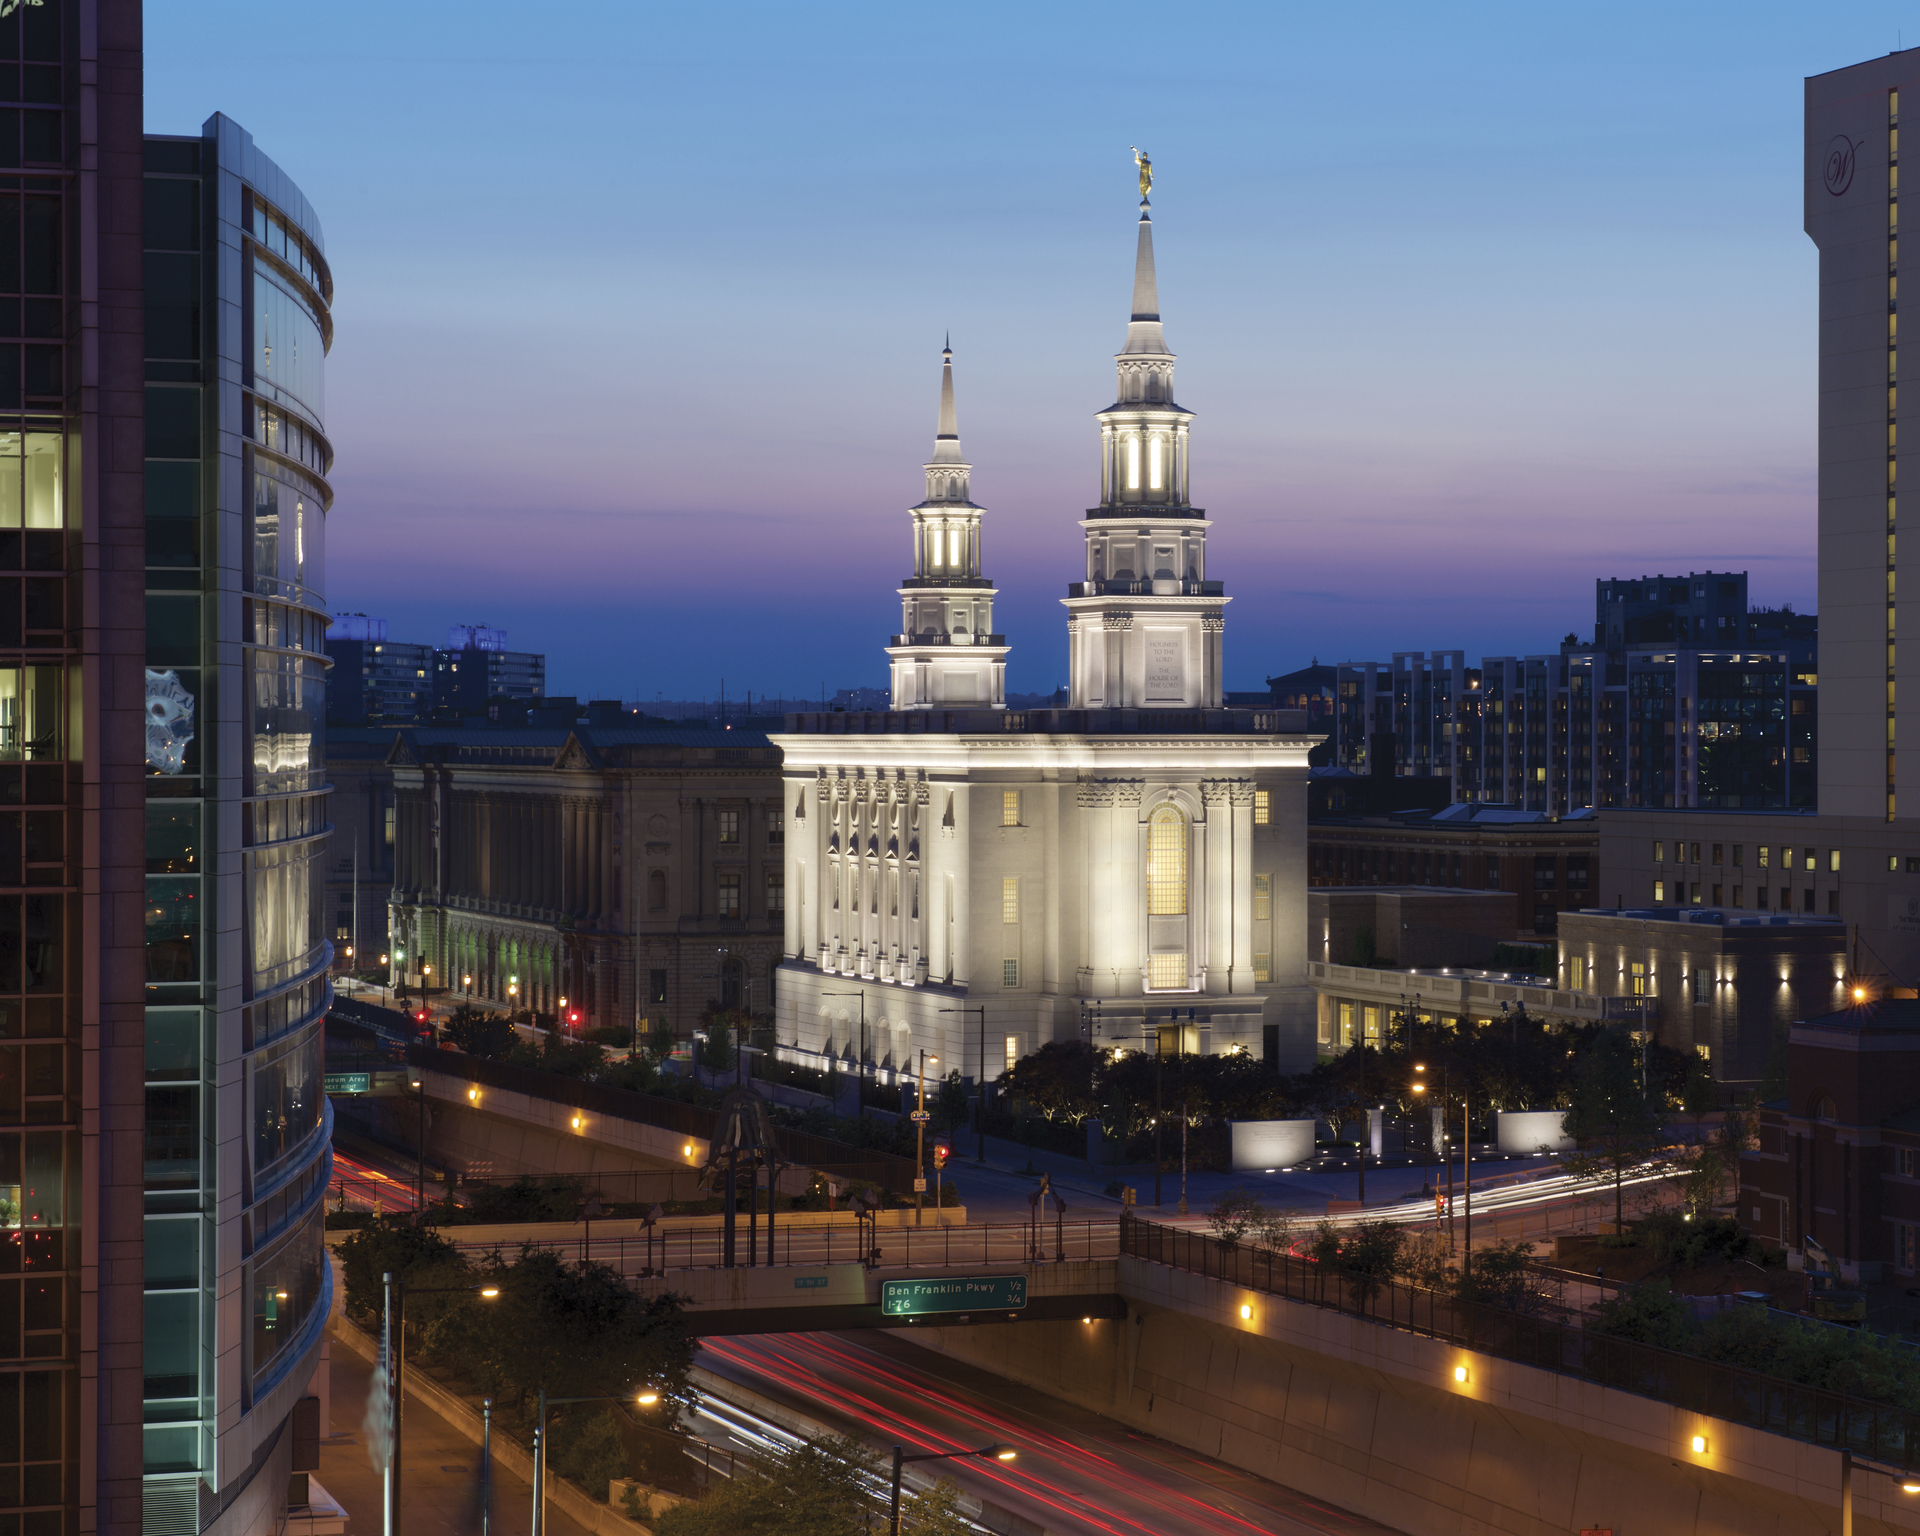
[146,3,1895,703]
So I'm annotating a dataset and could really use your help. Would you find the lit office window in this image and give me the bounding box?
[717,809,740,844]
[1002,877,1018,925]
[1253,789,1271,825]
[1001,790,1019,827]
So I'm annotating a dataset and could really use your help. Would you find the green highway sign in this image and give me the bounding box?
[324,1072,371,1094]
[880,1275,1027,1316]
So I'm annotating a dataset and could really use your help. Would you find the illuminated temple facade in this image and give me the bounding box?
[773,184,1317,1075]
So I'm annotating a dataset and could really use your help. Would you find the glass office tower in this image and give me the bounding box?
[141,116,333,1535]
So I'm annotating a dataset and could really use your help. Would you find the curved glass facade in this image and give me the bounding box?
[143,118,337,1502]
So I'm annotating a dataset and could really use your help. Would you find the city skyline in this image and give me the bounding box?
[145,3,1887,700]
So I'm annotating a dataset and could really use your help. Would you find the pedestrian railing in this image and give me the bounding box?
[446,1217,1124,1275]
[1122,1214,1920,1469]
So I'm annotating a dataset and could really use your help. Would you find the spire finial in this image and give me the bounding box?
[1132,145,1152,205]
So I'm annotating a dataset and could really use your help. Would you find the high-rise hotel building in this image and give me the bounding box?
[136,117,335,1535]
[1596,51,1920,1067]
[0,3,335,1530]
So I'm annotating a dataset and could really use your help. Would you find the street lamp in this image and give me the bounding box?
[530,1386,663,1536]
[378,953,390,1009]
[381,1274,500,1536]
[887,1443,1016,1536]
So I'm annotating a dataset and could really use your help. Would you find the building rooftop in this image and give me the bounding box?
[1798,999,1920,1033]
[1573,906,1845,929]
[777,706,1309,738]
[1427,802,1597,826]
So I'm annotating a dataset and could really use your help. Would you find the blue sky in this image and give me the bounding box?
[147,2,1901,701]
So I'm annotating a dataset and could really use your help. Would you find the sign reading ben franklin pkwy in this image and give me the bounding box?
[880,1275,1028,1316]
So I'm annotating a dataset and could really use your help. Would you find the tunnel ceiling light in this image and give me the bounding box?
[1690,1435,1708,1454]
[1454,1365,1469,1384]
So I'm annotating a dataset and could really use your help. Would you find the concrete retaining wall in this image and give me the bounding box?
[903,1258,1920,1536]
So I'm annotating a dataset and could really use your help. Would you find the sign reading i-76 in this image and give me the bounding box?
[880,1275,1027,1316]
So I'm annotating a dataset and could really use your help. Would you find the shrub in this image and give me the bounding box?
[444,1005,518,1059]
[465,1174,592,1225]
[550,1408,629,1501]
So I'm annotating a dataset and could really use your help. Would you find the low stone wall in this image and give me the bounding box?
[902,1258,1920,1536]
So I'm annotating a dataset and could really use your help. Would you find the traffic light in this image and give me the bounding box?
[932,1142,949,1170]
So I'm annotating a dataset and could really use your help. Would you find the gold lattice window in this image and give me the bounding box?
[1253,874,1271,922]
[1002,877,1019,925]
[1001,790,1020,827]
[1147,805,1187,916]
[1147,953,1186,990]
[1254,789,1271,826]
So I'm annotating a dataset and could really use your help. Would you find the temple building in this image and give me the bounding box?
[772,165,1318,1076]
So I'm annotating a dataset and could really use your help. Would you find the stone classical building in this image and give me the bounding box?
[773,172,1318,1077]
[386,726,785,1035]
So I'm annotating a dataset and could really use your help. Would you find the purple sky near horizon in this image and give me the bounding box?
[144,2,1895,702]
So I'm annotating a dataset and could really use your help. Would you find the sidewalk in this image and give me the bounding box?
[321,1322,592,1536]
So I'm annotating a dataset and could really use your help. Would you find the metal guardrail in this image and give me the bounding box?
[1122,1214,1920,1469]
[406,1045,924,1198]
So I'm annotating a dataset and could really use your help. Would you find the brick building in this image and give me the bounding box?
[1740,999,1920,1282]
[1308,803,1598,935]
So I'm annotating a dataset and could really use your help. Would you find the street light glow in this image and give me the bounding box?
[636,1390,659,1406]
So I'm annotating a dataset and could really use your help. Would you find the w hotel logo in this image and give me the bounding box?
[1824,135,1859,196]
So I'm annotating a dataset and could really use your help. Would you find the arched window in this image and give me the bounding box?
[1811,1092,1837,1121]
[1147,805,1187,916]
[1146,804,1189,991]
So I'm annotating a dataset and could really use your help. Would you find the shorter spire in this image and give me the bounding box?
[931,341,964,465]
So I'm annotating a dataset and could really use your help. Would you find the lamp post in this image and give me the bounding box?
[409,1076,428,1210]
[823,990,868,1118]
[887,1443,1016,1536]
[378,952,390,1010]
[380,1274,500,1536]
[1411,1065,1430,1197]
[530,1386,661,1536]
[914,1050,938,1226]
[1839,1449,1920,1536]
[939,1006,987,1160]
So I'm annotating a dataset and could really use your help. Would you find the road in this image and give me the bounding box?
[332,1148,426,1214]
[696,1329,1409,1536]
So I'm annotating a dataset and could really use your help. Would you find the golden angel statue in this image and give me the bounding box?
[1131,146,1152,200]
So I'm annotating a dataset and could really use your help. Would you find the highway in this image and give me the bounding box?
[695,1328,1409,1536]
[331,1148,426,1214]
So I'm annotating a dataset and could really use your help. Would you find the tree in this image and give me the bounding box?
[334,1217,471,1328]
[698,1016,734,1077]
[646,1017,676,1060]
[654,1435,877,1536]
[448,1248,696,1421]
[445,1004,517,1060]
[1002,1040,1105,1127]
[1561,1026,1665,1229]
[933,1069,970,1137]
